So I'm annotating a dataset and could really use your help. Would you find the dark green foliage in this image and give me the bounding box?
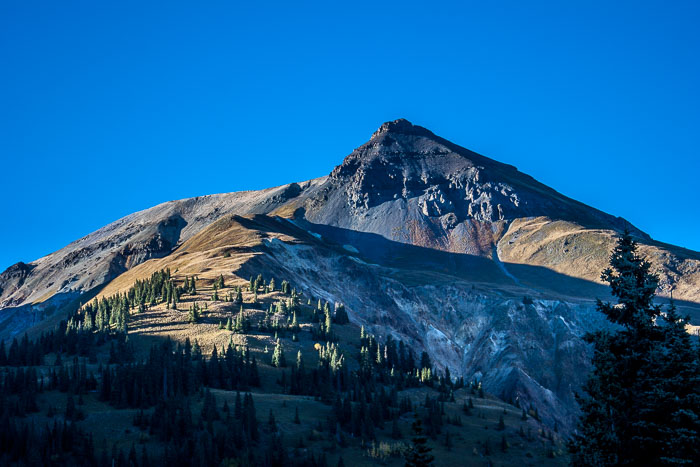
[497,414,505,430]
[233,309,252,333]
[280,280,291,295]
[422,396,443,439]
[0,418,95,465]
[404,413,434,466]
[333,304,349,325]
[571,231,700,466]
[0,266,544,466]
[271,339,286,367]
[98,339,259,409]
[188,302,201,323]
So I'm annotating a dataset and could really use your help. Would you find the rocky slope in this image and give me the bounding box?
[2,118,698,432]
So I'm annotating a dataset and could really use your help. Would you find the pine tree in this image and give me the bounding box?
[324,305,332,339]
[497,414,505,430]
[571,231,700,466]
[243,392,259,441]
[188,303,200,323]
[334,304,349,325]
[291,311,299,332]
[404,413,434,466]
[271,339,286,367]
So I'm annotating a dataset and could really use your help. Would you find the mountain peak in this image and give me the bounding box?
[370,118,436,139]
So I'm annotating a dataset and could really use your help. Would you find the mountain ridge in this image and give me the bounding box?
[1,119,698,433]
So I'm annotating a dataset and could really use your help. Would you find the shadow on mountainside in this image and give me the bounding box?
[230,213,700,322]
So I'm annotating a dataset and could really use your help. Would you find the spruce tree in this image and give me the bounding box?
[571,231,700,466]
[404,413,434,466]
[334,304,349,325]
[271,339,286,367]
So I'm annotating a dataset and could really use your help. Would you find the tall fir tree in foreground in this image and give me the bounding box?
[404,413,434,467]
[571,231,700,466]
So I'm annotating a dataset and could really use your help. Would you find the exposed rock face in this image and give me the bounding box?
[0,262,33,308]
[231,226,605,432]
[1,118,698,433]
[298,119,642,259]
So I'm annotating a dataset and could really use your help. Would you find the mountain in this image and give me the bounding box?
[2,119,699,433]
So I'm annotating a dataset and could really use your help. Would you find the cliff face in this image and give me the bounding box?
[1,119,698,432]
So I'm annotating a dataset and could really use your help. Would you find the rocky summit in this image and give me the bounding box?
[2,119,699,433]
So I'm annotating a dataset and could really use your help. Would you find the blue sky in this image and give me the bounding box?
[1,1,698,271]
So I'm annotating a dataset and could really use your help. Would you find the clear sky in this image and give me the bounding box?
[1,1,699,271]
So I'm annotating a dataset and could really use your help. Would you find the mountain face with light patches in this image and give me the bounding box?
[2,119,698,431]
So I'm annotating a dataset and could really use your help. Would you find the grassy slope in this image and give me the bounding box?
[14,213,575,464]
[26,276,569,466]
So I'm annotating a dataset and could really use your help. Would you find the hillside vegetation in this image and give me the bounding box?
[0,264,568,466]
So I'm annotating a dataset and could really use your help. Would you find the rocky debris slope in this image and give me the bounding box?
[227,218,603,432]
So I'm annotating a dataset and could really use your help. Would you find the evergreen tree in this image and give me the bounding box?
[571,231,700,466]
[188,303,200,323]
[334,304,349,325]
[271,339,286,367]
[404,413,434,466]
[497,414,505,430]
[243,392,259,441]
